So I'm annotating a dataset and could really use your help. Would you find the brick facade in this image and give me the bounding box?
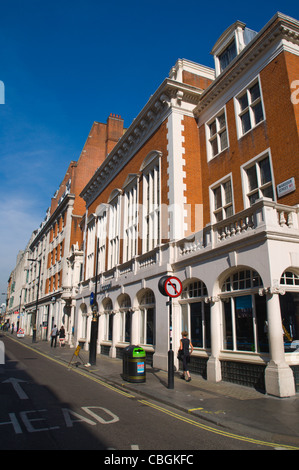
[8,12,299,397]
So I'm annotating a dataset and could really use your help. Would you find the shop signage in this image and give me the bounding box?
[277,177,296,198]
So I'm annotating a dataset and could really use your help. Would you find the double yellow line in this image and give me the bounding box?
[8,336,299,450]
[138,400,299,450]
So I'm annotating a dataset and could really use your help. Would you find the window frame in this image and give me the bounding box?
[141,153,161,253]
[220,269,266,353]
[235,76,265,139]
[206,107,229,161]
[218,38,237,73]
[180,280,211,350]
[86,216,96,280]
[122,175,139,263]
[107,190,122,270]
[241,150,276,208]
[209,174,234,223]
[139,290,155,346]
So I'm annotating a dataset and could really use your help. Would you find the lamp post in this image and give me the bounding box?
[28,258,41,343]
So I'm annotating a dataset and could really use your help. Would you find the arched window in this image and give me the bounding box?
[180,280,210,349]
[280,270,299,352]
[102,298,113,341]
[139,290,155,346]
[220,269,268,352]
[280,271,299,286]
[119,294,131,343]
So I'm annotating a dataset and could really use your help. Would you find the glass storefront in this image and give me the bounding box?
[221,269,268,353]
[181,280,211,349]
[139,290,155,346]
[280,271,299,353]
[222,294,268,352]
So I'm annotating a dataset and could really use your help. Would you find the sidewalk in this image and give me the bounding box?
[9,334,299,448]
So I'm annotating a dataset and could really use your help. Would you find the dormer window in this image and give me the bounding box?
[211,21,257,77]
[219,39,237,72]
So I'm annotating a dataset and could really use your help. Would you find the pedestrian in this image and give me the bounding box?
[59,325,65,347]
[179,331,193,382]
[50,324,58,347]
[11,323,14,334]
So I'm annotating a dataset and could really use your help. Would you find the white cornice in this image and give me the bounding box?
[80,79,204,207]
[194,13,299,116]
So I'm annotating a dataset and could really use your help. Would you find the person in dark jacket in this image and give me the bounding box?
[59,325,66,347]
[179,331,193,382]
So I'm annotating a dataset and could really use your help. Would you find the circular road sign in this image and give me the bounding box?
[164,276,183,298]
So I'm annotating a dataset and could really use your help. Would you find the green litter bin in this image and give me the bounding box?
[123,345,146,383]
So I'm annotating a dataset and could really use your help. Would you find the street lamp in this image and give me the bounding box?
[28,258,41,343]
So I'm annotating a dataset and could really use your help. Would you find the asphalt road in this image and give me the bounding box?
[0,335,270,453]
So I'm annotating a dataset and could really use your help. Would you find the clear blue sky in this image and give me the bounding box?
[0,0,298,294]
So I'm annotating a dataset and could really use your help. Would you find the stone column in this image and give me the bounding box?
[207,297,222,382]
[265,291,295,397]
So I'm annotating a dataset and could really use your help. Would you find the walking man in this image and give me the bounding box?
[50,324,58,347]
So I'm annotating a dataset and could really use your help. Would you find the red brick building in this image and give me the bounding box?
[19,115,124,342]
[76,12,299,397]
[8,12,299,397]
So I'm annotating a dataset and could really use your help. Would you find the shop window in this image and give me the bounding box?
[180,280,210,349]
[221,269,268,352]
[221,269,262,292]
[280,293,299,352]
[119,295,131,343]
[103,299,113,342]
[280,271,299,286]
[139,290,155,346]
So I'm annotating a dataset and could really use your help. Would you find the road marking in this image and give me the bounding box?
[138,400,299,450]
[5,336,135,399]
[2,378,29,399]
[6,336,299,450]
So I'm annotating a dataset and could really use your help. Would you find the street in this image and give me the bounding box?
[0,335,280,452]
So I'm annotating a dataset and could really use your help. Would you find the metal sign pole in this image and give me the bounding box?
[158,275,182,390]
[167,296,174,389]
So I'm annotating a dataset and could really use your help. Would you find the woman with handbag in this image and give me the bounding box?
[179,331,193,382]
